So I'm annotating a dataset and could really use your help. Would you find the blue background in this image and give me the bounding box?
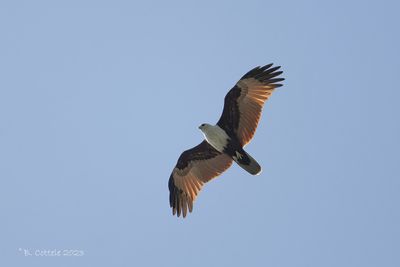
[1,1,399,266]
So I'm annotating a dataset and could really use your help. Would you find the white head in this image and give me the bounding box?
[198,123,212,133]
[198,123,229,152]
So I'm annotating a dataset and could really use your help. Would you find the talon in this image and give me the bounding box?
[235,152,243,160]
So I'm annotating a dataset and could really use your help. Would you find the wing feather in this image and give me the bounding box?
[169,141,233,218]
[217,63,284,146]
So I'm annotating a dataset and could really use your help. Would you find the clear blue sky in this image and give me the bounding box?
[1,1,399,266]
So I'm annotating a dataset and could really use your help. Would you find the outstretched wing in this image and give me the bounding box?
[217,63,284,146]
[169,140,233,218]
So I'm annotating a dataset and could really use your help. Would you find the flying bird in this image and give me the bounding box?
[168,63,284,217]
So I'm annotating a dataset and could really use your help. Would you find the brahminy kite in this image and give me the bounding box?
[168,63,284,217]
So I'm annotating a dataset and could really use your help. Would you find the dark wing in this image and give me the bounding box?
[217,63,284,146]
[169,140,233,218]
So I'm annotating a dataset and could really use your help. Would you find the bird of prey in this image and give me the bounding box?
[168,63,284,217]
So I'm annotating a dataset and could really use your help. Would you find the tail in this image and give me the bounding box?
[232,149,262,175]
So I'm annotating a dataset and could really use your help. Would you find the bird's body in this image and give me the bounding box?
[199,123,262,175]
[169,63,284,217]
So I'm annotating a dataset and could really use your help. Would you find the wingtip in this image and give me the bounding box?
[260,63,273,71]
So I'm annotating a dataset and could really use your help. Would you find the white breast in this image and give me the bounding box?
[202,125,230,152]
